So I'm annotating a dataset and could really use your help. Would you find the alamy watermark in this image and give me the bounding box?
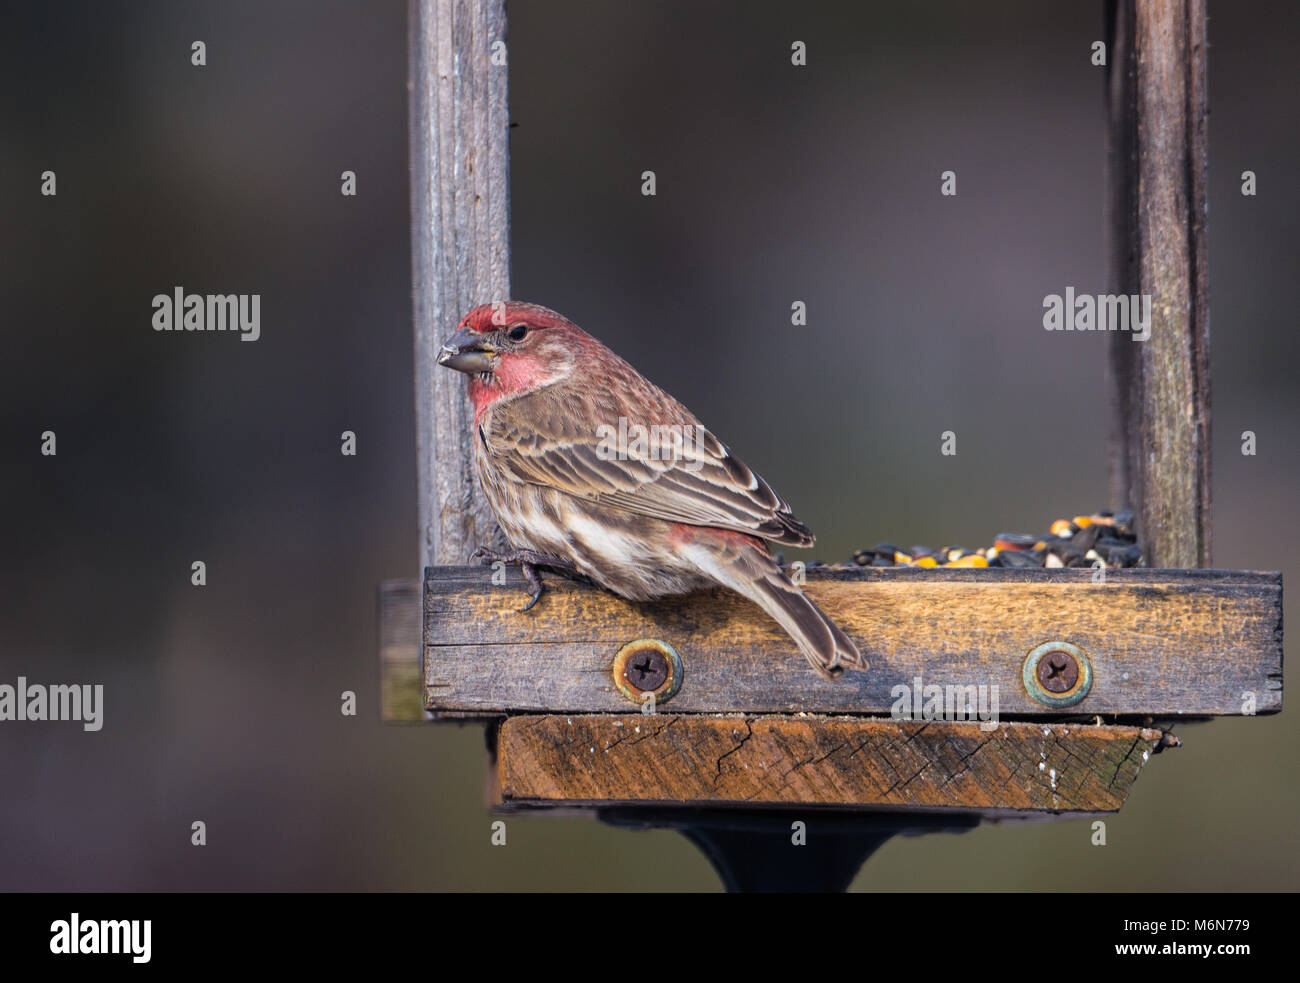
[0,677,103,731]
[595,416,705,471]
[152,286,261,341]
[891,673,999,731]
[1043,287,1150,341]
[50,913,150,963]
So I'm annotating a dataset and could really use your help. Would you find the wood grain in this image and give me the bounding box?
[1106,0,1211,568]
[410,0,510,568]
[496,714,1163,814]
[424,565,1282,717]
[380,579,424,722]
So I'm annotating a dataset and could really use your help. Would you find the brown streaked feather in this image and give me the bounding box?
[482,364,815,548]
[678,526,865,676]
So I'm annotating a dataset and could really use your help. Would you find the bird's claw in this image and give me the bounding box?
[517,562,545,612]
[469,546,562,613]
[519,583,544,613]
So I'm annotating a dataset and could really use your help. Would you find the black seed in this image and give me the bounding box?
[1093,537,1127,560]
[1071,524,1101,550]
[994,533,1038,550]
[994,549,1039,569]
[1053,545,1086,564]
[1108,544,1142,566]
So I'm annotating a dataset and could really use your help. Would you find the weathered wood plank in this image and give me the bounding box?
[1106,0,1211,568]
[410,0,510,568]
[424,566,1282,717]
[496,715,1163,814]
[380,579,424,722]
[1105,0,1138,512]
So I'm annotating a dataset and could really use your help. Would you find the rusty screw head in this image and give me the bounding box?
[612,639,683,705]
[1036,650,1080,693]
[625,650,668,691]
[1023,640,1093,708]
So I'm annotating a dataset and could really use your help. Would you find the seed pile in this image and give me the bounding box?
[843,511,1142,570]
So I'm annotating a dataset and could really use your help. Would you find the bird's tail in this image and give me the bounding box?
[690,536,865,679]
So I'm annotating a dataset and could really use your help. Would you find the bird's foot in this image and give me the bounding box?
[469,547,581,612]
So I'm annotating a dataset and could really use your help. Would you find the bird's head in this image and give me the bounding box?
[438,302,586,411]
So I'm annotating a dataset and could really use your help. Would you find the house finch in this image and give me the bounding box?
[437,301,864,679]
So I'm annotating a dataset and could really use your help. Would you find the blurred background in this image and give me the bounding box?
[1,0,1295,890]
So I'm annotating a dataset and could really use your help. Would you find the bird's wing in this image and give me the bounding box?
[484,381,814,547]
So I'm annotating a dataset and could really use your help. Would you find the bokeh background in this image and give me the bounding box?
[1,0,1296,890]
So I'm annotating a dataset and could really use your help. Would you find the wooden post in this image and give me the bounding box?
[409,0,509,569]
[1106,0,1211,569]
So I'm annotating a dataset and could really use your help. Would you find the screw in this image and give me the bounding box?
[1023,640,1093,708]
[1036,649,1080,693]
[611,639,683,705]
[625,650,669,691]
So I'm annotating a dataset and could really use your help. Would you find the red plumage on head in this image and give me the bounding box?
[458,301,589,417]
[458,301,579,336]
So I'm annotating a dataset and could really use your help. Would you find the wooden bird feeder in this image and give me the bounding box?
[383,0,1283,890]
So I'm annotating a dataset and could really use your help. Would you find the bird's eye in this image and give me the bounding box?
[507,324,528,342]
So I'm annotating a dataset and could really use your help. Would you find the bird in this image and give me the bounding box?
[436,301,864,679]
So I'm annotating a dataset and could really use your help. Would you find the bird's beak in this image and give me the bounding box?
[437,328,499,375]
